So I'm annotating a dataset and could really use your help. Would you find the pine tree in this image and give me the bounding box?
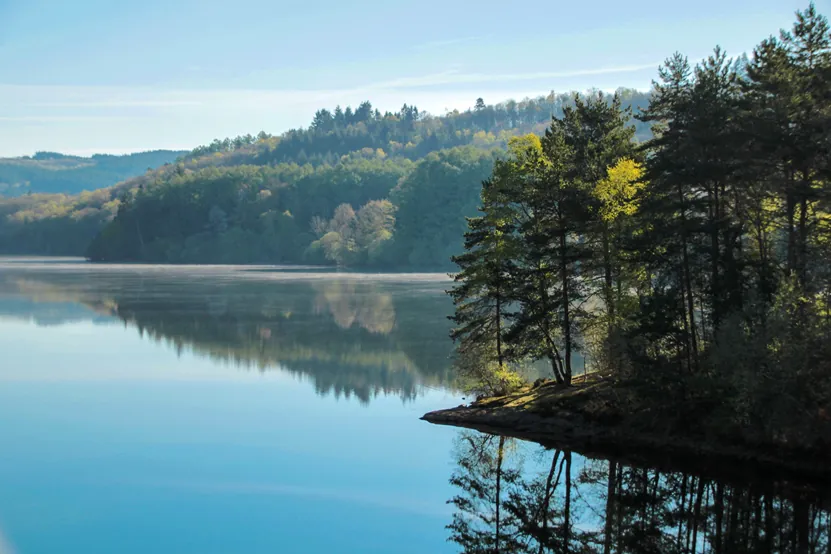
[636,53,703,373]
[504,132,588,385]
[448,161,522,393]
[561,92,636,345]
[745,4,831,292]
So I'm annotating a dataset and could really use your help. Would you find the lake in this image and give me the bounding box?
[0,258,829,554]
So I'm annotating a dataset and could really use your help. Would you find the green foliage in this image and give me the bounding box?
[449,170,522,381]
[251,92,652,166]
[83,144,501,268]
[0,189,123,255]
[453,342,524,397]
[450,92,637,387]
[391,146,499,268]
[449,5,831,445]
[308,199,398,266]
[85,159,411,264]
[0,90,652,264]
[185,133,270,159]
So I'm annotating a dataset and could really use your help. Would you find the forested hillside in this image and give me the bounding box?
[0,150,186,196]
[0,89,651,265]
[85,147,499,267]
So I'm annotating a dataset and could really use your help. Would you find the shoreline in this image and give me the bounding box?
[422,376,831,485]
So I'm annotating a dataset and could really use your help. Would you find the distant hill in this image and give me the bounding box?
[0,150,188,196]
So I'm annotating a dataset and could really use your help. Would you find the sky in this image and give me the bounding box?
[0,0,823,157]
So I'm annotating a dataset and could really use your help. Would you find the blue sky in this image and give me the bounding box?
[0,0,821,156]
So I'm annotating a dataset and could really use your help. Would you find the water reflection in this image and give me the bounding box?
[313,280,397,335]
[448,431,831,553]
[0,262,455,402]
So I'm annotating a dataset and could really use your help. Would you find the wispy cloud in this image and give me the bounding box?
[0,61,656,155]
[360,62,660,91]
[412,36,486,51]
[26,100,204,108]
[2,61,655,114]
[0,115,134,122]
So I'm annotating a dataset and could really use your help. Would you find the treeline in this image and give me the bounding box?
[0,150,186,196]
[185,132,273,158]
[86,90,651,266]
[86,147,498,267]
[0,90,650,262]
[178,90,651,167]
[250,91,651,166]
[449,5,831,446]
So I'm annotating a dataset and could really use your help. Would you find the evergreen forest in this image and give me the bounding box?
[448,4,831,449]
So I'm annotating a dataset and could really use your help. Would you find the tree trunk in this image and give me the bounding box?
[679,268,693,373]
[560,229,572,384]
[604,461,617,554]
[549,355,564,384]
[764,494,774,552]
[691,477,706,551]
[539,261,565,384]
[539,451,561,554]
[727,184,742,315]
[729,489,740,552]
[677,474,688,551]
[710,185,721,332]
[563,452,572,552]
[795,495,809,554]
[496,283,504,368]
[757,220,772,304]
[826,510,830,554]
[685,477,695,552]
[799,192,809,289]
[752,493,762,552]
[495,435,505,554]
[616,466,624,549]
[787,185,797,275]
[679,185,700,373]
[545,334,565,384]
[602,225,615,327]
[615,221,623,317]
[715,483,724,554]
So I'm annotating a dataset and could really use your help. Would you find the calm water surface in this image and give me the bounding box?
[1,258,830,554]
[0,258,463,554]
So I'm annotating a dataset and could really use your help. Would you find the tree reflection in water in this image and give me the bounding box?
[313,280,397,335]
[448,431,831,553]
[0,272,454,403]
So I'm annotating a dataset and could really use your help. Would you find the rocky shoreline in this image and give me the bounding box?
[422,378,831,485]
